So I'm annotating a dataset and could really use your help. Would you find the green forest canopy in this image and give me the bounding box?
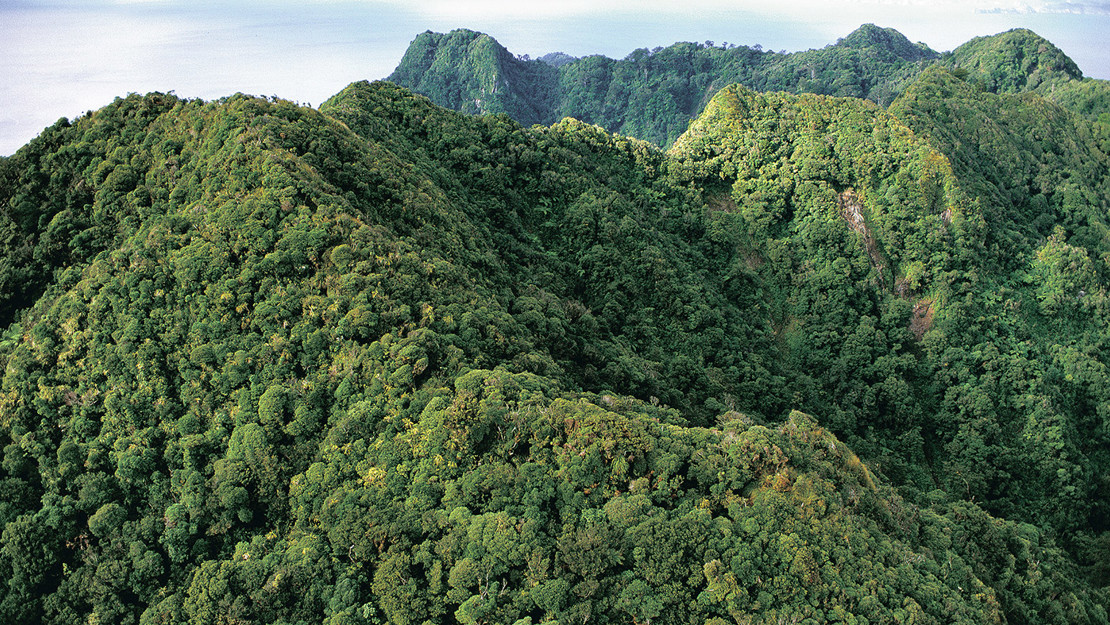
[388,24,1109,149]
[0,25,1108,625]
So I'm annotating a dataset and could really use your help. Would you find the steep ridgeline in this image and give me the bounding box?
[389,24,940,146]
[552,23,939,147]
[386,29,559,126]
[389,25,1110,150]
[891,66,1110,266]
[0,76,1109,624]
[948,28,1082,93]
[888,68,1110,587]
[946,28,1110,152]
[670,77,1110,548]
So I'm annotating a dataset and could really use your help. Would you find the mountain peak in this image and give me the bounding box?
[951,28,1082,91]
[538,51,578,68]
[838,24,937,61]
[387,29,558,125]
[385,26,1096,148]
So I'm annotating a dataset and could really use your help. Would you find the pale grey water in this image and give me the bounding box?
[1,1,1107,155]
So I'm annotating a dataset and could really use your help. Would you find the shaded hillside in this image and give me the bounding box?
[945,27,1110,142]
[890,71,1110,552]
[389,24,940,146]
[388,25,1109,151]
[318,81,790,424]
[669,79,1110,548]
[1036,76,1110,157]
[0,74,1109,624]
[891,66,1110,265]
[386,29,559,125]
[949,28,1082,93]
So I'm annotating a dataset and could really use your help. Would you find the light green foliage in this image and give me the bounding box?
[390,24,941,147]
[388,25,1108,151]
[947,28,1082,94]
[0,46,1108,625]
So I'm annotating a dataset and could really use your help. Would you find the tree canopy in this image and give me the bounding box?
[388,25,1108,149]
[0,37,1109,624]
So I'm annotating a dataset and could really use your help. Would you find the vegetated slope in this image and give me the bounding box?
[1050,79,1110,154]
[0,98,187,328]
[946,27,1110,146]
[389,24,939,146]
[0,78,1107,625]
[948,28,1082,94]
[891,66,1110,265]
[670,77,1110,554]
[319,81,785,423]
[669,83,977,462]
[388,25,1110,151]
[551,23,938,147]
[886,67,1110,536]
[386,29,559,125]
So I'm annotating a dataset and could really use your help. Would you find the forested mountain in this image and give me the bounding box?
[388,25,1109,148]
[944,28,1110,152]
[947,28,1081,93]
[389,24,940,146]
[385,29,559,126]
[1,30,1110,625]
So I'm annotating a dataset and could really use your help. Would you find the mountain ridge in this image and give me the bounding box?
[387,28,559,126]
[0,26,1109,625]
[950,27,1083,92]
[387,24,1106,148]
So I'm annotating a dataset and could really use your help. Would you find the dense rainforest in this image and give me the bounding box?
[389,24,1110,149]
[0,24,1109,625]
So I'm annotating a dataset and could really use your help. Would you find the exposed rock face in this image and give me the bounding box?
[839,188,887,291]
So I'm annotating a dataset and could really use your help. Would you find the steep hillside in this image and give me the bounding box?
[1,76,1109,623]
[390,24,940,146]
[387,29,559,125]
[1050,79,1110,154]
[944,28,1110,144]
[319,81,788,424]
[388,25,1109,151]
[891,66,1110,264]
[949,28,1082,93]
[669,79,1110,546]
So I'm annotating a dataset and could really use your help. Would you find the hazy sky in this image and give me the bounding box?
[1,0,1108,155]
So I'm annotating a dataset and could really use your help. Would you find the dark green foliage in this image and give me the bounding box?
[670,84,971,488]
[387,29,559,126]
[1038,79,1110,154]
[1,58,1109,625]
[890,67,1110,266]
[948,28,1082,94]
[537,52,577,69]
[388,25,1109,152]
[390,24,941,147]
[320,80,784,423]
[0,94,182,326]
